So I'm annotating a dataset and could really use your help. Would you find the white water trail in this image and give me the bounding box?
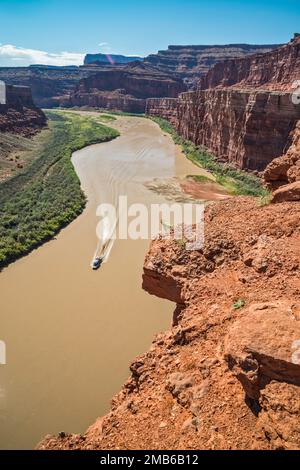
[92,129,151,265]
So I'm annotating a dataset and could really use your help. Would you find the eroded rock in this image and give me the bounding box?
[224,301,300,400]
[272,181,300,203]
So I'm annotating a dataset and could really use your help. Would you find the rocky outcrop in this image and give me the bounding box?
[38,197,300,450]
[200,34,300,91]
[264,121,300,188]
[271,182,300,203]
[263,119,300,202]
[0,84,46,135]
[145,43,281,86]
[224,301,300,400]
[64,62,186,112]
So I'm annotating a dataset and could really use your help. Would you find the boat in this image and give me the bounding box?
[91,257,103,270]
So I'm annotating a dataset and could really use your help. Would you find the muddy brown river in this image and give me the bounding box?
[0,115,228,449]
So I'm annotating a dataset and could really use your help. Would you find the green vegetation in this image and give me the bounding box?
[109,110,146,118]
[97,114,117,123]
[187,174,214,184]
[0,110,119,268]
[151,116,270,199]
[232,299,246,310]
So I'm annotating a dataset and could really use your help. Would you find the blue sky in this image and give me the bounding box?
[0,0,299,66]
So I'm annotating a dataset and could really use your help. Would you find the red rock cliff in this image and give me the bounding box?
[145,43,281,86]
[38,197,300,450]
[64,62,186,113]
[146,36,300,171]
[0,84,46,136]
[200,34,300,92]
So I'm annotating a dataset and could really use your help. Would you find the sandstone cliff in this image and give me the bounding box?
[0,66,94,108]
[200,34,300,92]
[263,120,300,202]
[145,43,281,86]
[64,62,186,112]
[147,89,300,170]
[146,36,300,171]
[0,84,46,135]
[38,197,300,450]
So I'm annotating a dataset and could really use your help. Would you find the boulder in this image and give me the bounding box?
[272,181,300,203]
[224,301,300,399]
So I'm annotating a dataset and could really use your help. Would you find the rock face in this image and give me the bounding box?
[63,89,147,113]
[271,182,300,203]
[0,66,95,108]
[224,301,300,400]
[263,118,300,202]
[38,197,300,450]
[264,121,300,187]
[147,89,300,170]
[201,34,300,91]
[64,62,186,112]
[0,83,46,135]
[146,98,178,126]
[145,43,281,86]
[146,36,300,171]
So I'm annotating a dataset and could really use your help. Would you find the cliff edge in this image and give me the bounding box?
[0,83,46,136]
[38,197,300,450]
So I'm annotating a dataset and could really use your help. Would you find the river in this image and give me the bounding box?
[0,115,227,449]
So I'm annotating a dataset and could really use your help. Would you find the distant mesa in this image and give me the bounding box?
[29,64,79,69]
[84,53,143,66]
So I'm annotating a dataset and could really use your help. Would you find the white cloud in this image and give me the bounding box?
[0,44,85,66]
[98,42,111,54]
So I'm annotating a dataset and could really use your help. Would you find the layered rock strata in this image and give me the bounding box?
[0,66,95,108]
[64,62,186,112]
[0,84,46,135]
[145,43,281,85]
[147,89,300,170]
[146,35,300,171]
[200,34,300,91]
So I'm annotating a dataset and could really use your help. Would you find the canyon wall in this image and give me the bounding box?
[147,35,300,171]
[0,66,94,107]
[64,90,146,113]
[64,63,186,112]
[200,34,300,91]
[0,42,282,109]
[146,98,178,126]
[147,90,300,170]
[0,83,46,135]
[145,43,281,85]
[177,89,300,170]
